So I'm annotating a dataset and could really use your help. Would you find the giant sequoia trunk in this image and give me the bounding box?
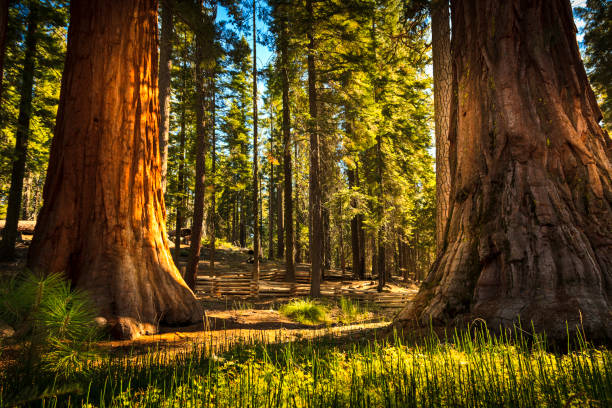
[431,0,452,251]
[398,0,612,341]
[27,0,201,339]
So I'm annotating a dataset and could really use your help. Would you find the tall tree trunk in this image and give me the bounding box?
[281,11,295,281]
[358,217,365,276]
[251,0,260,286]
[174,96,186,262]
[239,193,246,247]
[0,0,9,101]
[0,3,39,261]
[210,83,216,274]
[348,168,362,279]
[432,0,452,252]
[276,186,284,258]
[371,15,386,292]
[338,204,346,275]
[158,0,173,194]
[268,145,275,259]
[398,0,612,341]
[267,98,274,260]
[323,207,331,274]
[356,160,366,279]
[27,0,201,339]
[259,167,264,257]
[174,40,187,263]
[185,25,210,290]
[233,194,239,244]
[306,0,322,297]
[294,139,302,264]
[21,174,31,220]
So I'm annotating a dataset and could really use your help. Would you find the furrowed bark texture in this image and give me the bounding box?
[398,0,612,341]
[27,0,201,339]
[432,0,452,251]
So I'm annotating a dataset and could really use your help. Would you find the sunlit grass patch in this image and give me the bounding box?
[1,323,611,407]
[337,296,370,324]
[279,298,328,325]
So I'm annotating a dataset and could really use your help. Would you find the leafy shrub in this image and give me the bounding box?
[279,299,328,324]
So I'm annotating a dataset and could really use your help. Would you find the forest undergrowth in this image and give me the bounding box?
[1,322,610,407]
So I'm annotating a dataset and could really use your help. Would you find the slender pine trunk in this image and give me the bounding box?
[281,9,295,281]
[252,0,260,285]
[158,1,173,194]
[268,141,274,259]
[1,4,39,260]
[186,15,211,289]
[306,0,322,297]
[175,92,186,262]
[210,83,216,274]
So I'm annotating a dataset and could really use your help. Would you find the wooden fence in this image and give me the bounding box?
[194,273,417,313]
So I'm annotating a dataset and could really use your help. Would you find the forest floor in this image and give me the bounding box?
[104,243,418,355]
[2,242,611,407]
[1,240,417,356]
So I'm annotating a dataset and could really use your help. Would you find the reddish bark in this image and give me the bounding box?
[398,0,612,341]
[431,0,452,251]
[27,0,201,339]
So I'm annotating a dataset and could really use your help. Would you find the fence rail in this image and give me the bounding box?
[195,274,417,313]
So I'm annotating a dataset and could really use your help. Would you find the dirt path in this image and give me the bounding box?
[100,308,391,356]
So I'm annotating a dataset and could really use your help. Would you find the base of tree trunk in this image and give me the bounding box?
[26,0,202,340]
[396,161,612,343]
[29,231,203,340]
[396,0,612,344]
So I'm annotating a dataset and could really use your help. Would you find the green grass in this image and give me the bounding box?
[1,325,611,407]
[337,297,370,324]
[279,299,329,325]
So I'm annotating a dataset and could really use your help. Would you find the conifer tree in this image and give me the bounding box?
[28,0,201,339]
[1,1,40,260]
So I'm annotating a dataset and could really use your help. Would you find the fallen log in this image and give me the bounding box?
[0,220,36,234]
